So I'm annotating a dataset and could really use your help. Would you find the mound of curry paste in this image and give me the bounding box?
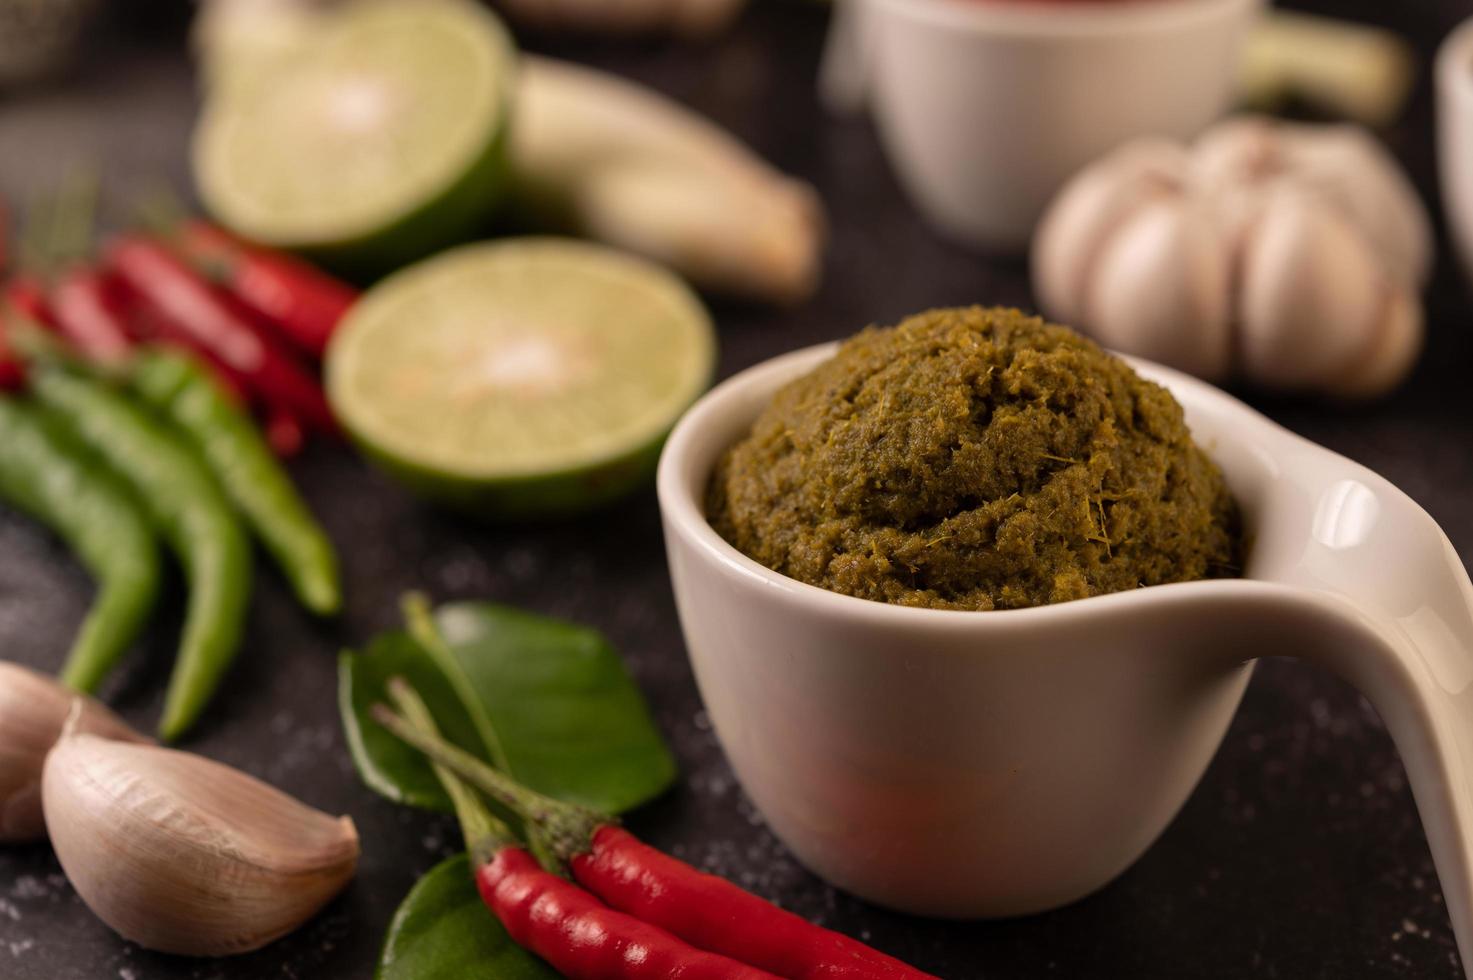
[706,307,1240,611]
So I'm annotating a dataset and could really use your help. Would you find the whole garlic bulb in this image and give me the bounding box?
[43,730,359,956]
[1032,116,1432,397]
[0,661,143,843]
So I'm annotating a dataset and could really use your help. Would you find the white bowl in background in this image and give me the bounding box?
[836,0,1260,250]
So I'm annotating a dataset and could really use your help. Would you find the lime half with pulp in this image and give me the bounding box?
[192,0,515,277]
[326,238,717,518]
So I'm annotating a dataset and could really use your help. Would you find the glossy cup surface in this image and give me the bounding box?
[659,339,1473,939]
[658,344,1269,915]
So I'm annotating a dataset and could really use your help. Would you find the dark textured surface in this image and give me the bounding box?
[2,1,1472,977]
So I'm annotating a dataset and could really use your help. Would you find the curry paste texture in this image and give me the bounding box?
[706,307,1241,611]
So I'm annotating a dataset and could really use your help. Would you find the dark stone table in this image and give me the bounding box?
[3,1,1472,976]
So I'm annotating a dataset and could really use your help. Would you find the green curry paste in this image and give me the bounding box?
[706,307,1240,611]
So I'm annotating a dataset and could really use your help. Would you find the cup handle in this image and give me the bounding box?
[1237,445,1473,977]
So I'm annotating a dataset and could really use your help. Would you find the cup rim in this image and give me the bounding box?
[656,341,1282,632]
[863,0,1263,40]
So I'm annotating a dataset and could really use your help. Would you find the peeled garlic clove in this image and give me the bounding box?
[1238,192,1388,391]
[1326,285,1423,398]
[43,733,359,956]
[1086,197,1233,380]
[1032,140,1191,327]
[0,662,143,843]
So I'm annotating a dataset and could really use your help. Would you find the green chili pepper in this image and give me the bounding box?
[29,366,253,741]
[130,349,341,616]
[0,396,161,693]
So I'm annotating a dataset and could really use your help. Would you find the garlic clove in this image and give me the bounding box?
[1085,196,1233,381]
[43,733,359,956]
[1238,191,1389,391]
[0,662,143,843]
[1271,124,1432,287]
[1032,140,1191,328]
[1193,117,1432,288]
[1192,115,1283,191]
[1326,284,1423,399]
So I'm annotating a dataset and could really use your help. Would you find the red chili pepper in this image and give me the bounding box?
[0,326,25,391]
[374,677,785,980]
[119,289,251,408]
[47,266,135,364]
[265,408,305,458]
[573,826,928,980]
[173,221,355,358]
[374,668,940,980]
[4,275,54,328]
[479,846,784,980]
[106,236,337,434]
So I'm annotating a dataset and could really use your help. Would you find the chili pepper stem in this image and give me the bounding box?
[387,674,515,865]
[400,592,511,770]
[372,692,606,865]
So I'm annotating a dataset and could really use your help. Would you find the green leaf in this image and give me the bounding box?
[338,631,486,811]
[435,602,677,814]
[377,854,558,980]
[339,602,677,815]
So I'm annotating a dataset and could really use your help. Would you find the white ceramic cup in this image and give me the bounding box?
[658,343,1473,973]
[1438,16,1473,288]
[845,0,1260,251]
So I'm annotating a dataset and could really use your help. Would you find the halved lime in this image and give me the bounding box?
[192,0,515,277]
[326,238,717,517]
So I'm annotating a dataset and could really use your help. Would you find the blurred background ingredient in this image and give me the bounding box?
[0,396,161,694]
[27,364,254,741]
[324,238,716,518]
[0,0,99,89]
[819,0,1258,248]
[196,0,750,60]
[0,188,347,733]
[512,56,825,305]
[493,0,747,37]
[1240,11,1415,126]
[1033,116,1431,397]
[193,0,516,278]
[193,0,825,305]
